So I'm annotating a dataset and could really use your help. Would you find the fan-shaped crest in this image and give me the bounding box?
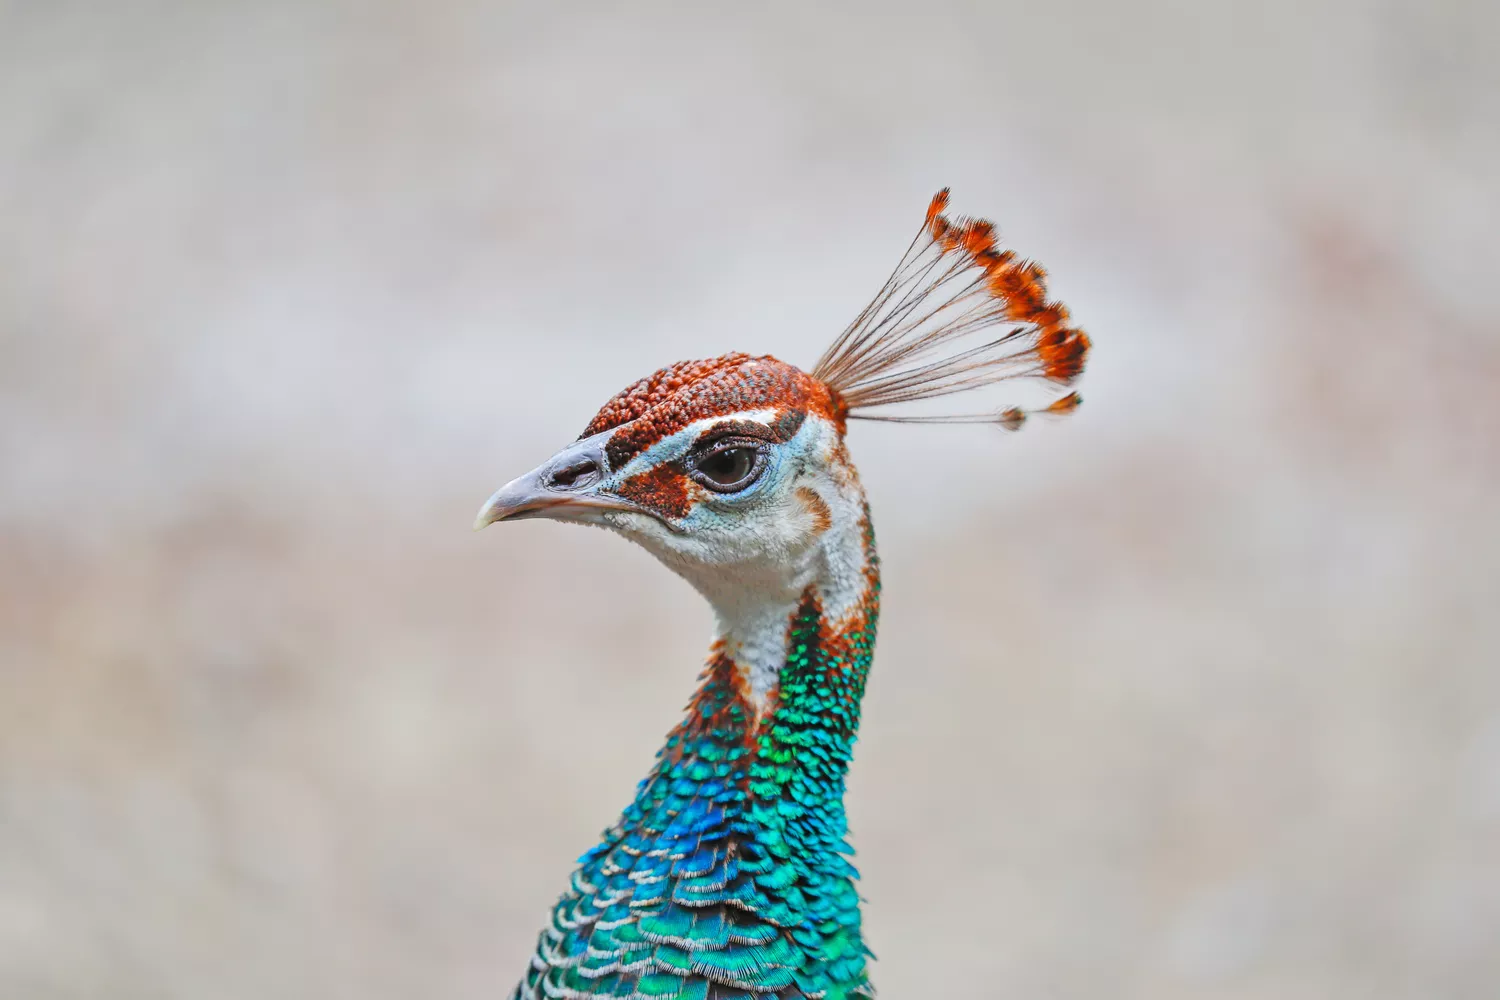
[813,189,1091,430]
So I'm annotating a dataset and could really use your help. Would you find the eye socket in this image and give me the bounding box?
[690,440,765,493]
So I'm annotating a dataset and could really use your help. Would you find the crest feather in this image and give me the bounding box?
[812,189,1091,428]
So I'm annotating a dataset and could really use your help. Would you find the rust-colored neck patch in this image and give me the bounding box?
[665,644,759,760]
[795,485,834,534]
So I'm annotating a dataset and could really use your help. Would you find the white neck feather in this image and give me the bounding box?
[696,482,869,715]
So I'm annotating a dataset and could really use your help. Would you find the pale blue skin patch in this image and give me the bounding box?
[601,409,824,533]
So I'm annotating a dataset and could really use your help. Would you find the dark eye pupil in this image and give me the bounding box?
[701,447,753,486]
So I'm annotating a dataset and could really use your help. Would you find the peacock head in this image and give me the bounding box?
[475,190,1091,613]
[473,354,865,611]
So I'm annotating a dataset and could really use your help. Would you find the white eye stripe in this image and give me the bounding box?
[609,410,782,481]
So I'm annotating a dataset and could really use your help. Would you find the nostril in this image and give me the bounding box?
[548,459,600,490]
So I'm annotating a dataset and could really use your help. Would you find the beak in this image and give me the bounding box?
[473,432,641,530]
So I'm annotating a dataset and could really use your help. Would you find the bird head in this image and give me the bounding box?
[475,190,1091,658]
[474,353,866,620]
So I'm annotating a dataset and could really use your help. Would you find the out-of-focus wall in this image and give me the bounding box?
[2,3,1497,998]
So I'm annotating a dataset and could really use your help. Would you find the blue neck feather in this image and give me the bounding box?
[512,532,881,1000]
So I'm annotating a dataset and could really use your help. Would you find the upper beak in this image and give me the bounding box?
[473,432,641,530]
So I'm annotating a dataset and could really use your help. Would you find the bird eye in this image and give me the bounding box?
[691,442,763,492]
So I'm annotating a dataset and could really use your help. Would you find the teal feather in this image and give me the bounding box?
[511,524,880,1000]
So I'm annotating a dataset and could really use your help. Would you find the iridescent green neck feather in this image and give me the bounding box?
[511,523,880,1000]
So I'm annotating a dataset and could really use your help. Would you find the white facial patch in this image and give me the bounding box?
[599,411,873,716]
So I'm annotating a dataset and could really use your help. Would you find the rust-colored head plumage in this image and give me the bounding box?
[492,189,1090,485]
[579,353,843,469]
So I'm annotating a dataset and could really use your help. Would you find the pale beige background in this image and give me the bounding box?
[2,3,1498,998]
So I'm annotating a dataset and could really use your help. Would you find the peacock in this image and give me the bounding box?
[475,190,1091,1000]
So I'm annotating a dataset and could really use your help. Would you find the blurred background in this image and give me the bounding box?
[2,2,1497,998]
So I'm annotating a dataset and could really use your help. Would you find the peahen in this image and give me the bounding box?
[475,190,1091,1000]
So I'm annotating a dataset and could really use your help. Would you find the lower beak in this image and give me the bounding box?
[473,434,641,530]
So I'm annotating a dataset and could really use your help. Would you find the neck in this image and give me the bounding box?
[699,494,878,718]
[666,497,880,834]
[525,513,880,1000]
[685,498,880,774]
[666,515,880,994]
